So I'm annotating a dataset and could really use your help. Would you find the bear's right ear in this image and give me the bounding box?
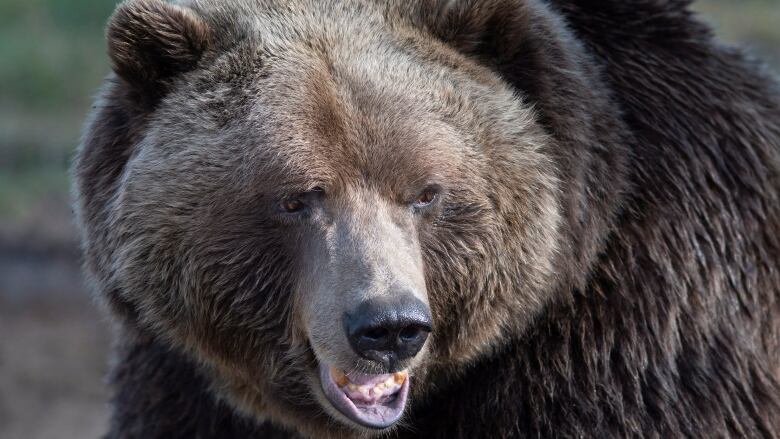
[107,0,210,100]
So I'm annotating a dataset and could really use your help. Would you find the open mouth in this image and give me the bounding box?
[318,362,410,429]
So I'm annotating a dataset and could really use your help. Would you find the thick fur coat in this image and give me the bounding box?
[73,0,780,437]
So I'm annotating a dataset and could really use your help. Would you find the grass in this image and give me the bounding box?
[0,167,69,217]
[694,0,780,66]
[0,0,114,111]
[0,0,115,217]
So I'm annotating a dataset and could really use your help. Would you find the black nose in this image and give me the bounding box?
[344,296,432,368]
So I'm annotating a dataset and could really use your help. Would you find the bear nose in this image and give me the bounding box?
[344,296,432,368]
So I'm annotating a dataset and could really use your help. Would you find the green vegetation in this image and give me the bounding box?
[0,0,115,216]
[694,0,780,67]
[0,0,114,111]
[0,0,777,218]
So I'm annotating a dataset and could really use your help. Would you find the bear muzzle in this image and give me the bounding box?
[315,296,430,429]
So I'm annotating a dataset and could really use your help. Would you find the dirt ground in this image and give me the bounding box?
[0,197,111,439]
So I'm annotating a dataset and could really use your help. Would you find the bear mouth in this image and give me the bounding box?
[318,362,410,429]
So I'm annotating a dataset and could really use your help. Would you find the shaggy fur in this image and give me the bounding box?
[73,0,780,437]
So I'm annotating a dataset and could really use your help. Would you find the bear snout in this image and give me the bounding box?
[343,295,432,370]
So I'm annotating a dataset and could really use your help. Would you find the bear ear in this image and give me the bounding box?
[420,0,585,121]
[106,0,210,100]
[423,0,529,64]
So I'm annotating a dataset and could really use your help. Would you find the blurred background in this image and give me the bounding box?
[0,1,778,438]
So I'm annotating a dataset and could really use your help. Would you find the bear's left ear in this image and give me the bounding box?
[421,0,531,67]
[419,0,596,127]
[106,0,211,101]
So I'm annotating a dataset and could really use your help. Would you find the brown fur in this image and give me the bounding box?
[73,0,780,437]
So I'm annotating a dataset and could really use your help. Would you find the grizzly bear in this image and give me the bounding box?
[73,0,780,437]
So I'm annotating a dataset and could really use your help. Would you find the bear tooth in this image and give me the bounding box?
[372,387,383,396]
[329,366,349,387]
[385,377,395,387]
[393,371,407,384]
[377,383,386,389]
[348,384,357,391]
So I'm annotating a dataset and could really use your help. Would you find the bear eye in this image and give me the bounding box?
[280,198,305,213]
[278,187,325,214]
[413,188,438,209]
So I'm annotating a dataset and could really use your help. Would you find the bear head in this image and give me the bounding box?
[75,0,624,436]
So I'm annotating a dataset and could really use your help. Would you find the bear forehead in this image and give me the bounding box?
[151,1,520,195]
[162,55,470,193]
[188,0,403,43]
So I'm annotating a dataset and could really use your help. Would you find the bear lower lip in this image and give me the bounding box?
[318,362,410,429]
